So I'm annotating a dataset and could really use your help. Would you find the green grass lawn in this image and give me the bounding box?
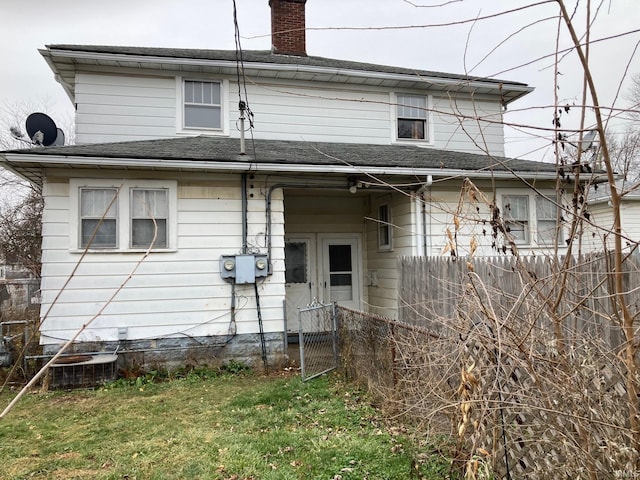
[0,371,454,479]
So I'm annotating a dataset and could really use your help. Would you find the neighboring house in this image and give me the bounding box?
[583,181,640,252]
[0,0,566,369]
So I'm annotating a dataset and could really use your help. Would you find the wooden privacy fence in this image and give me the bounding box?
[397,252,634,350]
[338,252,639,478]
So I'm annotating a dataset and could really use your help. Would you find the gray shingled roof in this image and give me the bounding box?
[3,136,557,174]
[45,44,527,88]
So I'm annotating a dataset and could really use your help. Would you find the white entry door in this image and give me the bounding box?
[285,235,362,332]
[284,237,317,333]
[319,236,361,311]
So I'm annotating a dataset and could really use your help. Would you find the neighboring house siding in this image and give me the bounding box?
[38,173,285,346]
[75,73,176,144]
[585,200,640,252]
[72,71,505,156]
[365,192,417,319]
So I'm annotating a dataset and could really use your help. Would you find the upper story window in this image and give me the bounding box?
[502,192,563,247]
[71,179,177,252]
[396,94,428,141]
[183,80,222,130]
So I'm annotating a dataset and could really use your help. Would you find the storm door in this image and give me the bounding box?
[284,237,317,333]
[320,237,361,310]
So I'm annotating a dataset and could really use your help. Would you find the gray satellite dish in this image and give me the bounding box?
[579,130,598,151]
[53,128,65,146]
[25,112,58,146]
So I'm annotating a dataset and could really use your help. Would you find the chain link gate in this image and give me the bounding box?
[298,302,339,381]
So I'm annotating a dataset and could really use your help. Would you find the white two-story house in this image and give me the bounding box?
[0,0,564,369]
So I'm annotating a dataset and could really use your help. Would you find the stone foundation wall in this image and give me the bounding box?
[42,332,288,373]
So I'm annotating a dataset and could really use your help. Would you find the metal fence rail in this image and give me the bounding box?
[298,302,338,381]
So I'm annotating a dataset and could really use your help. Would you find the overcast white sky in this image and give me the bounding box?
[1,0,639,160]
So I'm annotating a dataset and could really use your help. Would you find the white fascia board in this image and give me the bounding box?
[45,49,533,100]
[5,153,559,181]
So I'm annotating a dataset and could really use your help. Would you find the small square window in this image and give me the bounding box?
[80,188,118,248]
[184,80,221,129]
[378,204,392,250]
[131,189,168,249]
[397,94,427,140]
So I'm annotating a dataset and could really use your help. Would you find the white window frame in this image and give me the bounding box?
[392,92,433,144]
[79,187,119,249]
[70,179,178,253]
[176,76,230,136]
[377,203,393,251]
[535,194,564,246]
[500,190,564,247]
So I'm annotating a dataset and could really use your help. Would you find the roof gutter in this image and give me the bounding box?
[2,152,561,181]
[42,48,533,104]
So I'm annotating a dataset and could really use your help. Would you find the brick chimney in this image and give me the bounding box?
[269,0,307,56]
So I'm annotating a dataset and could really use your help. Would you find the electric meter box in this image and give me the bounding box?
[220,254,269,284]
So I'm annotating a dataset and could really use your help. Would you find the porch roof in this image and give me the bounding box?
[1,136,560,187]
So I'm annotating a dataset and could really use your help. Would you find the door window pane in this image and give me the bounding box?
[329,245,352,272]
[328,244,353,301]
[285,241,307,284]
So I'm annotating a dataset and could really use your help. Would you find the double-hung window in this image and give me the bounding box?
[503,195,529,244]
[183,80,222,130]
[131,189,168,249]
[80,188,118,248]
[396,94,428,140]
[536,195,563,245]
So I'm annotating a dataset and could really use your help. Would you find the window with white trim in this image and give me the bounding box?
[71,179,177,252]
[503,195,529,244]
[396,94,428,141]
[131,189,168,249]
[183,80,222,130]
[536,195,563,245]
[378,203,392,250]
[501,192,564,247]
[80,188,118,248]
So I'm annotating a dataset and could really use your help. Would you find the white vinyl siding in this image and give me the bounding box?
[39,174,285,346]
[74,73,176,144]
[72,72,505,156]
[366,193,417,319]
